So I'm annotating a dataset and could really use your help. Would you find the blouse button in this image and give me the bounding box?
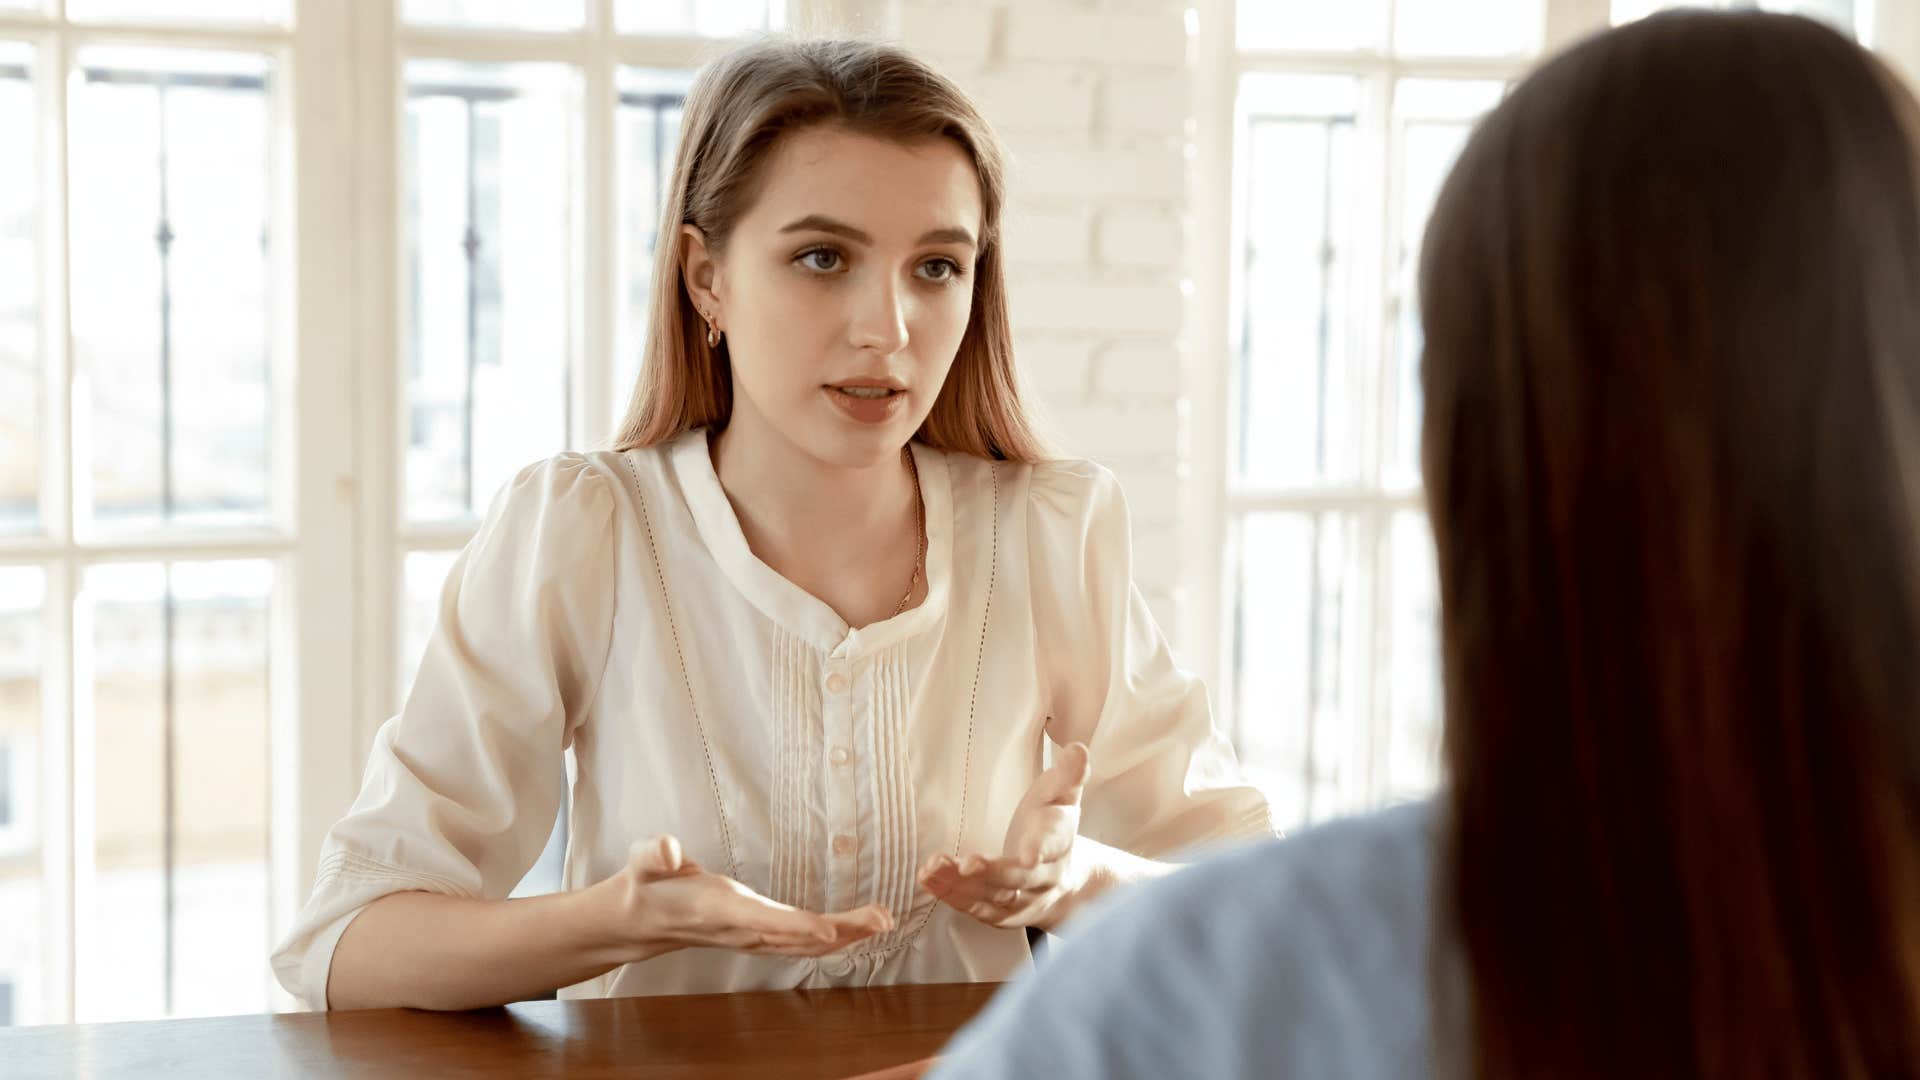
[829,746,851,767]
[825,672,849,695]
[832,833,856,857]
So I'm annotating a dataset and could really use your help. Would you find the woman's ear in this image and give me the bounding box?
[680,224,723,328]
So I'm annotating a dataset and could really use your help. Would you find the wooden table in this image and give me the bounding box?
[0,983,1001,1079]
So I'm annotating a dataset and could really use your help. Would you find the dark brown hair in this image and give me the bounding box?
[611,37,1051,462]
[1420,12,1920,1078]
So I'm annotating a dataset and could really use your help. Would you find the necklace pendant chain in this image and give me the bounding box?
[891,446,926,620]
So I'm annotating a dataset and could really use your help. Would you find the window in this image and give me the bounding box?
[1203,0,1879,831]
[0,6,291,1025]
[0,0,807,1026]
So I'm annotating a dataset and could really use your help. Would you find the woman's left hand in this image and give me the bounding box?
[917,742,1092,932]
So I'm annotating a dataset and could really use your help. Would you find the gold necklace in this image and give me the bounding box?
[891,446,926,619]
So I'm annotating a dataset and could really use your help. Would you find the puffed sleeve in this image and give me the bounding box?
[270,453,620,1009]
[1027,461,1273,856]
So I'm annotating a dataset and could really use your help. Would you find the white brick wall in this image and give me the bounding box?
[894,0,1195,648]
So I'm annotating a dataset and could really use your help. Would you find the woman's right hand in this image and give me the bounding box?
[611,834,894,959]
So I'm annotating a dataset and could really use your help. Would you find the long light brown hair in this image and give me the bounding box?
[1420,12,1920,1078]
[610,37,1050,462]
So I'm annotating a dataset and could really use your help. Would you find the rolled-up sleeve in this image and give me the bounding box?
[271,454,620,1009]
[1027,462,1273,858]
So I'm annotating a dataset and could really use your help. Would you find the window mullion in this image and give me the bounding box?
[578,0,614,449]
[46,24,76,1027]
[281,0,368,993]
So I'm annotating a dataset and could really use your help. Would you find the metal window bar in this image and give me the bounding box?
[1235,113,1353,483]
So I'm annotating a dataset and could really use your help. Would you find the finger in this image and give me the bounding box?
[938,888,1032,930]
[933,855,1059,893]
[629,834,695,881]
[1033,743,1091,806]
[822,903,896,936]
[710,884,841,945]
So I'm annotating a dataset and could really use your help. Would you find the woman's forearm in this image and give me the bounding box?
[326,878,650,1011]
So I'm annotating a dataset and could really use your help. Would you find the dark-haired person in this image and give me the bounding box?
[931,12,1920,1079]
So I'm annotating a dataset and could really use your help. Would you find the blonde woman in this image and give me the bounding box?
[273,37,1270,1012]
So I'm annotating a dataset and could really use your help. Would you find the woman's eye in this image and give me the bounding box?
[798,249,843,272]
[918,258,963,283]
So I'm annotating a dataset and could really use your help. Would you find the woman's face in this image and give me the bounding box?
[685,125,983,468]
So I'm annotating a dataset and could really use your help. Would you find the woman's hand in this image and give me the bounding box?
[917,743,1093,933]
[615,834,894,958]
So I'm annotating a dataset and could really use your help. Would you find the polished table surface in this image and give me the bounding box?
[0,982,1001,1078]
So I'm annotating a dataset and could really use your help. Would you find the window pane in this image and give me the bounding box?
[0,567,46,1027]
[67,0,288,22]
[616,0,781,36]
[1227,511,1367,830]
[78,560,272,1022]
[0,47,39,537]
[1613,0,1859,36]
[1387,78,1505,487]
[1384,512,1441,801]
[70,49,276,534]
[401,0,584,31]
[1395,0,1541,55]
[405,61,576,523]
[614,68,690,431]
[1234,74,1362,489]
[1237,0,1387,52]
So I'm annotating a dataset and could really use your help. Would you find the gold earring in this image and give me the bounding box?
[705,312,722,348]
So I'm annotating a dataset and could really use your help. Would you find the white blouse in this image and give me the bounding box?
[271,430,1273,1009]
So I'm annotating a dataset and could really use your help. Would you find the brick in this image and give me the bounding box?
[968,69,1097,132]
[1003,203,1093,267]
[1012,278,1184,336]
[1096,340,1182,397]
[1052,402,1179,460]
[897,3,996,64]
[1017,336,1096,400]
[1102,74,1189,135]
[1004,6,1188,69]
[1104,9,1189,67]
[1004,6,1106,63]
[1096,208,1182,267]
[1004,141,1185,201]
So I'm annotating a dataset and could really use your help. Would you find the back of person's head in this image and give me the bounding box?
[1419,11,1920,1078]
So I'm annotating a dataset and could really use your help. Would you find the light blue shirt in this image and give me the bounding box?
[931,800,1442,1079]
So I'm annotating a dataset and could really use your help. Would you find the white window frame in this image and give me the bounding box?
[1188,0,1920,822]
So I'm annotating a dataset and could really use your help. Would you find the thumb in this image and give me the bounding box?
[629,834,689,881]
[1036,743,1091,806]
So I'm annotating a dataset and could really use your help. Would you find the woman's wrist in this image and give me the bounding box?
[1035,838,1170,933]
[576,869,678,967]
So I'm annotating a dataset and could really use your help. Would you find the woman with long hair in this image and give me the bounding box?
[271,38,1270,1012]
[932,12,1920,1078]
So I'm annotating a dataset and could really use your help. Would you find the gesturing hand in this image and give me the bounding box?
[917,743,1091,932]
[620,835,893,957]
